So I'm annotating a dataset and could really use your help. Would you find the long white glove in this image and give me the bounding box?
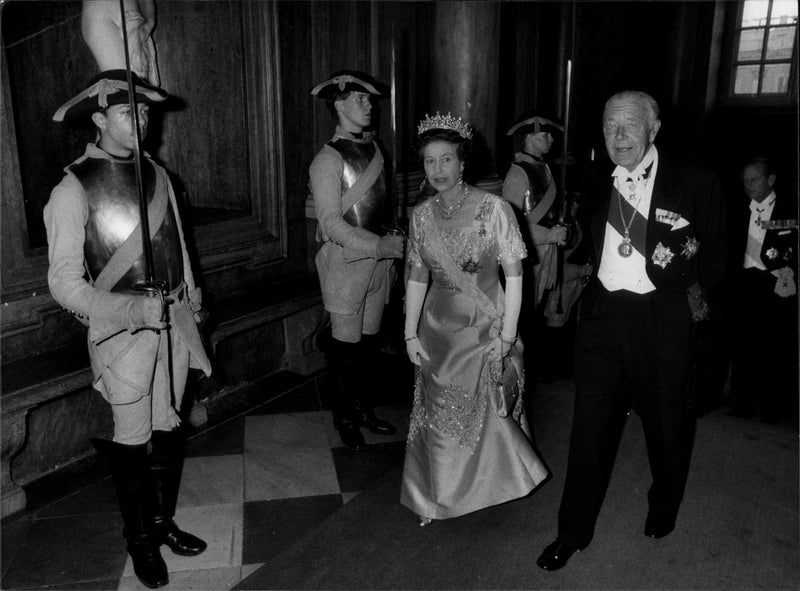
[486,274,523,360]
[404,280,430,366]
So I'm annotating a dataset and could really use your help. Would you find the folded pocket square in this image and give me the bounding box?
[655,208,690,231]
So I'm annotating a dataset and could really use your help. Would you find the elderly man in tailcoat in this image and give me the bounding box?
[309,70,404,450]
[537,90,727,571]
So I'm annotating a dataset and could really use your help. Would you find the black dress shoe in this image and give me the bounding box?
[536,539,585,571]
[334,421,366,450]
[127,538,169,588]
[359,413,397,435]
[644,514,675,539]
[155,517,207,556]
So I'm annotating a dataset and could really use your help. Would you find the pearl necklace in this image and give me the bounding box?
[435,182,470,220]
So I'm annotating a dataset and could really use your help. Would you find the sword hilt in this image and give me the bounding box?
[132,280,169,324]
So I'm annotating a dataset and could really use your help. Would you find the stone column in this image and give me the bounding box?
[430,1,501,190]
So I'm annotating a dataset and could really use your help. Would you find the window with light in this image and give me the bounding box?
[730,0,797,98]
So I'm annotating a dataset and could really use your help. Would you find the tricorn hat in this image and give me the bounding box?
[506,114,564,137]
[53,69,168,123]
[310,70,385,99]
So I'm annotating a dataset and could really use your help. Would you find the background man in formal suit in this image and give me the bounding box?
[727,157,798,424]
[537,90,727,571]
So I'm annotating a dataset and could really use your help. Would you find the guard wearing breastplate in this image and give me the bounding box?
[309,71,404,450]
[75,155,184,292]
[45,70,211,588]
[502,113,592,379]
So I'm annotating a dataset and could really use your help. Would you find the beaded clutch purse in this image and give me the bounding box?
[492,346,523,418]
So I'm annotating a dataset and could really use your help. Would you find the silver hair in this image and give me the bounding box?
[605,91,660,127]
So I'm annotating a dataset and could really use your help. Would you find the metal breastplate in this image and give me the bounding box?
[328,138,389,234]
[517,159,562,228]
[71,157,184,293]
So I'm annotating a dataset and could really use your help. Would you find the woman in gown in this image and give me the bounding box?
[401,113,549,525]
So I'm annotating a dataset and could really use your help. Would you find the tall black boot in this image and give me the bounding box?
[149,430,207,556]
[326,338,366,450]
[91,438,169,589]
[355,334,396,435]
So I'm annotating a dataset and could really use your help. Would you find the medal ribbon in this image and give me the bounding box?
[606,183,647,257]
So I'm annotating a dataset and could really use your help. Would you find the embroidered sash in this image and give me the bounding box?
[421,198,524,422]
[423,197,503,323]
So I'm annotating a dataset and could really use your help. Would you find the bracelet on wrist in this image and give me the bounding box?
[501,335,517,345]
[404,335,418,342]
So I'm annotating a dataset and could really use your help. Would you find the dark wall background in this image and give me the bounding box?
[2,0,798,354]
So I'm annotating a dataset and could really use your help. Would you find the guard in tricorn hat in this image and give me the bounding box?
[309,70,402,450]
[503,114,565,231]
[502,113,572,299]
[44,70,211,589]
[502,113,592,380]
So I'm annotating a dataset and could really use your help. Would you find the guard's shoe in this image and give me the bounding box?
[334,420,366,450]
[127,538,169,588]
[536,539,586,571]
[155,517,207,556]
[359,413,397,435]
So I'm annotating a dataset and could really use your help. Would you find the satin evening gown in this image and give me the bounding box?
[401,192,549,520]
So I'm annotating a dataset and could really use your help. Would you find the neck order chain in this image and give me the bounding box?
[436,181,470,220]
[616,176,649,258]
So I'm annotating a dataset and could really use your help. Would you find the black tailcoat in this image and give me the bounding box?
[557,154,727,548]
[728,193,798,419]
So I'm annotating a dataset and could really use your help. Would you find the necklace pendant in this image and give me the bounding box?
[618,236,633,258]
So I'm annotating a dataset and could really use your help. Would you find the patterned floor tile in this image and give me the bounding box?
[245,412,331,451]
[246,380,322,416]
[2,512,127,589]
[35,477,119,519]
[241,494,343,565]
[185,415,246,458]
[1,515,33,583]
[118,565,252,591]
[332,440,408,494]
[42,577,121,590]
[242,412,340,500]
[178,454,245,507]
[244,444,340,501]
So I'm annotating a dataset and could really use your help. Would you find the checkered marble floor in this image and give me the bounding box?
[1,369,412,590]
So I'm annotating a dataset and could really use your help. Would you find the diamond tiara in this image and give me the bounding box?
[417,112,473,139]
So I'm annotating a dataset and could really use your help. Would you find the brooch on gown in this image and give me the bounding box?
[766,247,779,260]
[681,236,699,259]
[652,242,674,269]
[461,259,481,273]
